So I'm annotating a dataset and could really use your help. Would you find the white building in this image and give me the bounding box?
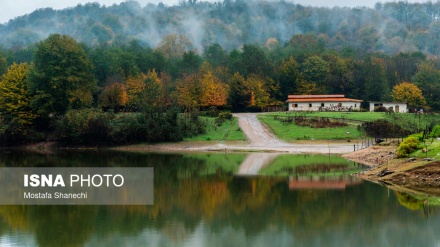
[369,102,407,113]
[286,95,363,111]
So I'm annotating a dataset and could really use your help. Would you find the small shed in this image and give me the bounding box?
[286,95,363,111]
[369,102,407,113]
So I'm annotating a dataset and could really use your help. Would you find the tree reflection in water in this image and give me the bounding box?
[0,151,438,247]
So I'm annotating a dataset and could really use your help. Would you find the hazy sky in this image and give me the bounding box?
[0,0,430,24]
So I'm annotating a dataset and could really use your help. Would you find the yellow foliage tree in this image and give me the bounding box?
[144,69,162,109]
[247,74,272,108]
[391,82,426,108]
[125,74,146,110]
[200,71,228,108]
[177,73,202,111]
[0,63,36,127]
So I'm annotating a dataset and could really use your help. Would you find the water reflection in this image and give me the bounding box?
[0,151,439,246]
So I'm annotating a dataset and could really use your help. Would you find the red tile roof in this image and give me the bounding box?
[286,94,362,103]
[288,94,345,99]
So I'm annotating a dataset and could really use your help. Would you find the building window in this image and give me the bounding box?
[355,104,357,107]
[309,103,312,107]
[338,103,342,107]
[321,103,324,107]
[294,104,298,108]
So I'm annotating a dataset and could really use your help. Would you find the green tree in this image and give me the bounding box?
[0,63,36,127]
[301,55,329,93]
[29,34,96,119]
[228,73,251,112]
[413,61,440,110]
[203,43,229,68]
[278,56,300,96]
[364,57,390,101]
[0,53,7,76]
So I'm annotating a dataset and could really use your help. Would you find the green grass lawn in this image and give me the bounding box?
[410,139,440,159]
[184,117,247,141]
[258,113,364,140]
[258,111,440,141]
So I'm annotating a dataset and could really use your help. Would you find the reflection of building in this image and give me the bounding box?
[369,101,407,113]
[286,95,362,111]
[289,176,362,190]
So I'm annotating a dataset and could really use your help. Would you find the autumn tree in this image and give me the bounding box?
[177,73,202,111]
[247,74,272,109]
[391,82,426,108]
[99,83,127,112]
[125,74,146,111]
[143,69,162,109]
[156,34,193,59]
[200,70,228,108]
[0,63,36,129]
[29,34,96,119]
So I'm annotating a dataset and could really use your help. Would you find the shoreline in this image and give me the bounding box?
[8,139,440,197]
[344,141,440,196]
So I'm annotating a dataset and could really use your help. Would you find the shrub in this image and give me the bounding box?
[397,136,420,158]
[178,111,206,137]
[361,119,411,138]
[215,111,233,126]
[374,106,388,112]
[431,125,440,138]
[57,109,112,144]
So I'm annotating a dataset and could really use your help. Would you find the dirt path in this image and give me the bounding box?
[119,113,356,154]
[234,113,286,146]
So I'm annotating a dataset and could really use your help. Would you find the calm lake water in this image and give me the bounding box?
[0,151,439,247]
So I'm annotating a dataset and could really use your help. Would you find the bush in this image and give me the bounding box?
[215,111,233,126]
[57,109,112,144]
[361,119,411,138]
[374,106,388,112]
[178,111,206,137]
[397,136,420,158]
[431,125,440,138]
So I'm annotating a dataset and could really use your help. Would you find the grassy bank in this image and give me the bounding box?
[258,112,440,141]
[258,113,365,141]
[184,117,247,142]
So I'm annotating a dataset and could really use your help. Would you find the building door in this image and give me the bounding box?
[395,105,399,113]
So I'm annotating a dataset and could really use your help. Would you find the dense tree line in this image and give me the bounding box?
[1,2,440,145]
[1,31,440,145]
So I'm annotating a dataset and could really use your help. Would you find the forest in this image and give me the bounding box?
[1,1,440,145]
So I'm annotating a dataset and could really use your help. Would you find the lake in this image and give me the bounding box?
[0,150,439,247]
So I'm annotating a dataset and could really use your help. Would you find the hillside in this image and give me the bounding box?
[2,1,440,55]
